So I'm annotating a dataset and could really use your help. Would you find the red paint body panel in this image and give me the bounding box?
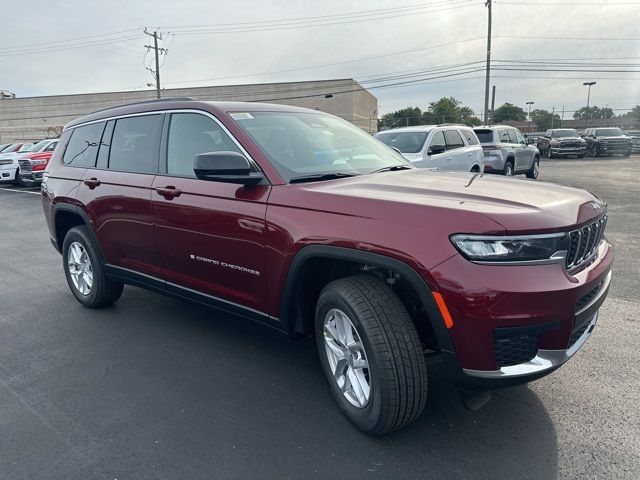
[42,100,614,386]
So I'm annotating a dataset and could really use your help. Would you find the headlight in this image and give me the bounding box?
[450,233,565,262]
[0,159,12,165]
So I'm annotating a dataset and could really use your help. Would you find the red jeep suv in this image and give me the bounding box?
[41,99,613,435]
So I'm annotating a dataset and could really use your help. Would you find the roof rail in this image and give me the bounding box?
[90,97,198,115]
[437,123,467,127]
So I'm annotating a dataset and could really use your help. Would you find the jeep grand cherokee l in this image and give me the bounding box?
[473,126,540,177]
[41,99,613,435]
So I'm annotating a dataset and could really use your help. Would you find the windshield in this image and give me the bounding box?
[375,131,428,154]
[28,140,49,152]
[596,128,624,136]
[17,143,33,152]
[473,129,494,143]
[231,111,410,182]
[551,129,578,138]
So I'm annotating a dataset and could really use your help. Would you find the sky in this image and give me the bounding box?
[1,0,639,119]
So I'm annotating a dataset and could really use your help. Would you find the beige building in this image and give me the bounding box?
[0,79,377,143]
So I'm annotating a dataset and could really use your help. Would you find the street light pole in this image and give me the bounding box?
[483,0,493,123]
[526,101,534,129]
[583,81,596,129]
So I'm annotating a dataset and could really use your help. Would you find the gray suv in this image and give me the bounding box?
[473,126,540,179]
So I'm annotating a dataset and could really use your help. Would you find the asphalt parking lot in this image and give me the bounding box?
[1,157,639,480]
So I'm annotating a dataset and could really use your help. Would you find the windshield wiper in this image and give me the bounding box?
[369,165,413,174]
[289,172,358,184]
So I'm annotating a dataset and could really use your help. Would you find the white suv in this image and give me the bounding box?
[375,125,484,172]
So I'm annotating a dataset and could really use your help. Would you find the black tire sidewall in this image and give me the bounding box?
[62,227,104,306]
[504,162,513,176]
[315,288,383,432]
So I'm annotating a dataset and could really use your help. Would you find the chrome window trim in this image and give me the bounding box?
[63,108,262,175]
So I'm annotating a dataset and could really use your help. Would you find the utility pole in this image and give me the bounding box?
[551,107,555,129]
[483,0,493,122]
[561,105,565,127]
[526,101,534,128]
[144,29,167,99]
[583,81,596,129]
[489,85,496,124]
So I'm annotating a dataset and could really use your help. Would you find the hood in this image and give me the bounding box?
[296,169,604,233]
[552,135,584,140]
[400,152,422,161]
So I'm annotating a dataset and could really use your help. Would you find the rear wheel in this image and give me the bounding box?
[62,226,123,308]
[315,275,428,435]
[526,157,540,179]
[503,161,514,176]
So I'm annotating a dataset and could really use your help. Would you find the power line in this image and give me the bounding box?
[0,28,141,52]
[0,35,144,57]
[495,35,640,41]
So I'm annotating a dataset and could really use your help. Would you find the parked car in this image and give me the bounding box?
[42,99,613,435]
[473,126,540,178]
[625,130,640,154]
[18,139,58,184]
[582,127,632,157]
[536,129,587,158]
[0,142,31,154]
[374,125,484,172]
[0,142,34,183]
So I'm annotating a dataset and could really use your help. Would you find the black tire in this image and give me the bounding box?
[623,150,631,158]
[503,161,514,176]
[526,157,540,179]
[13,169,28,187]
[578,152,586,158]
[546,147,554,159]
[62,225,124,308]
[315,275,428,435]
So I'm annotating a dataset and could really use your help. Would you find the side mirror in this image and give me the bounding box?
[390,146,402,154]
[428,144,446,155]
[194,151,264,186]
[527,138,535,145]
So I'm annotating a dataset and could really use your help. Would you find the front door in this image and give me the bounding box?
[151,111,270,313]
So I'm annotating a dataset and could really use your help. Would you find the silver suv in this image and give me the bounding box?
[375,125,484,173]
[473,126,540,179]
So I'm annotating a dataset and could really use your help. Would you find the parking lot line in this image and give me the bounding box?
[0,187,41,195]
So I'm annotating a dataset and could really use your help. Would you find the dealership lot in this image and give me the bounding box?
[0,157,638,479]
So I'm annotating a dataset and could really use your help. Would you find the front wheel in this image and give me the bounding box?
[315,275,428,435]
[13,169,28,187]
[526,157,540,179]
[503,161,514,176]
[546,148,554,159]
[623,150,631,158]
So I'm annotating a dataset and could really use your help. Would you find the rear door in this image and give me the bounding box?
[459,128,482,171]
[75,113,164,278]
[151,111,269,312]
[514,129,533,170]
[443,129,467,171]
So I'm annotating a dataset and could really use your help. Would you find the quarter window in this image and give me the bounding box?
[109,115,162,174]
[167,113,242,177]
[444,130,465,150]
[498,129,510,143]
[461,130,479,145]
[507,129,518,143]
[62,122,106,167]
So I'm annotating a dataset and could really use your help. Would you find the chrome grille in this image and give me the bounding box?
[18,159,32,174]
[566,215,607,270]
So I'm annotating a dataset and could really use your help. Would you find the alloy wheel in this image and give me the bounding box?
[322,308,371,408]
[67,242,93,295]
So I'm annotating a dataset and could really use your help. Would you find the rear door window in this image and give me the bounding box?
[444,130,465,150]
[63,122,106,167]
[109,115,162,174]
[498,129,511,143]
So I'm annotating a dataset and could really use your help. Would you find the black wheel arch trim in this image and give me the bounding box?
[279,245,456,354]
[51,203,104,260]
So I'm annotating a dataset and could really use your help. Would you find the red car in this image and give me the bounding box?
[18,139,58,184]
[41,99,613,435]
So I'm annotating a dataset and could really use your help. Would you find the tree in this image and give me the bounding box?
[573,106,615,120]
[493,103,527,122]
[622,105,640,124]
[423,97,481,126]
[378,107,424,130]
[530,109,562,131]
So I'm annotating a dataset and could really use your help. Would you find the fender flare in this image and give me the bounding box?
[279,245,455,353]
[51,203,104,261]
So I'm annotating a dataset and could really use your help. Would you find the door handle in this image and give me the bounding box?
[466,152,473,156]
[156,186,182,199]
[83,177,101,189]
[446,157,452,160]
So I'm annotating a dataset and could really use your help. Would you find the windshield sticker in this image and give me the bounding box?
[230,112,254,120]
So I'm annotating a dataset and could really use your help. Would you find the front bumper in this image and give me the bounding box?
[20,171,44,183]
[597,143,632,154]
[0,164,17,181]
[550,146,586,156]
[431,237,613,390]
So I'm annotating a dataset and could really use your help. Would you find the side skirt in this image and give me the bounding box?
[104,265,285,333]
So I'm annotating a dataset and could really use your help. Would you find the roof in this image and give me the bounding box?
[376,126,438,133]
[64,98,329,130]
